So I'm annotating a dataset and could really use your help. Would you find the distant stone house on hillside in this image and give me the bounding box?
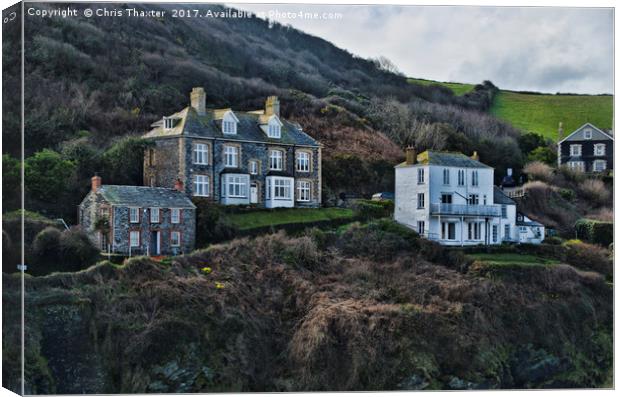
[557,122,613,173]
[143,87,322,208]
[79,176,196,256]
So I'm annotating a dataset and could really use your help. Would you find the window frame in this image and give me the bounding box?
[223,145,239,168]
[570,144,582,156]
[594,143,606,156]
[194,174,210,197]
[269,149,284,171]
[272,177,292,200]
[170,231,181,247]
[584,129,592,139]
[296,151,311,172]
[171,208,181,224]
[225,175,248,198]
[249,160,259,175]
[417,168,425,184]
[296,180,311,202]
[442,168,450,185]
[471,170,479,187]
[417,221,425,235]
[417,192,425,209]
[129,207,140,223]
[129,230,140,248]
[193,143,209,165]
[457,169,465,186]
[149,207,160,223]
[593,159,607,172]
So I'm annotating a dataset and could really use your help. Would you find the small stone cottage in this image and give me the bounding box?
[79,176,196,255]
[143,87,322,208]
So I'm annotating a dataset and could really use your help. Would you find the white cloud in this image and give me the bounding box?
[233,4,613,94]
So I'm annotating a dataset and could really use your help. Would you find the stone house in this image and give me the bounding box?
[79,176,196,255]
[557,122,613,173]
[143,87,322,208]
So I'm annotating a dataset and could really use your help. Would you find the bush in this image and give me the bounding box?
[563,241,612,277]
[578,179,610,206]
[31,227,99,275]
[542,236,563,245]
[523,161,553,182]
[193,199,238,246]
[353,199,393,221]
[574,219,613,247]
[558,188,576,202]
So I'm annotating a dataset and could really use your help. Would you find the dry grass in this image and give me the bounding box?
[578,179,611,207]
[524,161,554,182]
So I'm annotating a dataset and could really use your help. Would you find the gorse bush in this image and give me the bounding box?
[31,227,99,275]
[574,219,613,247]
[578,179,610,207]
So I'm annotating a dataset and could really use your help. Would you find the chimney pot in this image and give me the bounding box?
[190,87,206,116]
[174,178,184,192]
[91,175,102,192]
[265,96,280,117]
[405,146,417,165]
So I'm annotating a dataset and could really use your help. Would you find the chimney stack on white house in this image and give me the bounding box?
[471,151,479,161]
[91,175,102,192]
[405,146,417,165]
[265,96,280,117]
[190,87,206,116]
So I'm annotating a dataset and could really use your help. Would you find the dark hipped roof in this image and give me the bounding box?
[98,185,196,209]
[395,151,492,168]
[493,186,516,205]
[144,107,319,147]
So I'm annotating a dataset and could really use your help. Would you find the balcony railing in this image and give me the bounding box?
[430,203,501,217]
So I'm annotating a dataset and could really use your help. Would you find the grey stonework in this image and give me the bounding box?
[79,188,196,256]
[144,136,322,208]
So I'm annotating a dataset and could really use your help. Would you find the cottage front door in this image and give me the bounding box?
[250,184,258,204]
[150,231,160,255]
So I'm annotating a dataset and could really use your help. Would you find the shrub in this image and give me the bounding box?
[31,227,99,275]
[558,188,576,202]
[563,241,612,277]
[542,236,563,245]
[32,227,63,268]
[574,219,613,247]
[353,200,393,221]
[578,179,610,206]
[193,199,238,246]
[523,161,553,182]
[557,165,586,184]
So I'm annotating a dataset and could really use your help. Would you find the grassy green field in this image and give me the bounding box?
[408,77,613,141]
[468,252,560,267]
[407,78,475,96]
[227,208,355,230]
[490,91,613,141]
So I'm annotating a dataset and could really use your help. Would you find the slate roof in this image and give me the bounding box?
[395,151,492,168]
[559,122,614,144]
[144,107,320,147]
[98,185,196,208]
[493,186,516,205]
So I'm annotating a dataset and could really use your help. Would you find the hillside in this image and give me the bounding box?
[3,221,613,393]
[490,91,613,141]
[407,78,613,141]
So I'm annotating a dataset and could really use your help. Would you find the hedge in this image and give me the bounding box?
[574,219,613,247]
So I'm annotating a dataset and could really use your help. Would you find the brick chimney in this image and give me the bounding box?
[174,178,184,192]
[405,146,417,165]
[91,175,102,192]
[265,96,280,117]
[190,87,206,116]
[558,121,564,140]
[471,151,479,161]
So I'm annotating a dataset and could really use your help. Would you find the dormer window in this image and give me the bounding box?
[267,116,282,139]
[164,117,175,129]
[584,129,592,139]
[222,111,238,135]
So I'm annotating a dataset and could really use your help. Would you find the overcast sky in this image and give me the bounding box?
[233,4,613,94]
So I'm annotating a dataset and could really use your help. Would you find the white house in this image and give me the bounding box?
[516,212,545,244]
[394,148,544,246]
